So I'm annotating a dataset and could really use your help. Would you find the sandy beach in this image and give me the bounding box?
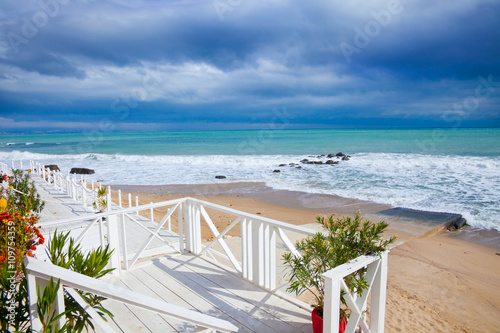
[110,182,500,333]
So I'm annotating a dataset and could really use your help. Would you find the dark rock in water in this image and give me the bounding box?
[273,169,281,173]
[306,161,323,165]
[279,164,286,167]
[336,152,346,157]
[342,156,350,161]
[45,165,60,171]
[70,168,95,174]
[296,166,302,169]
[300,159,309,163]
[327,154,336,158]
[215,175,226,179]
[325,160,334,164]
[448,217,468,231]
[289,163,296,166]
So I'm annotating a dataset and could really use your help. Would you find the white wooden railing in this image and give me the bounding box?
[7,159,167,215]
[182,197,317,291]
[30,161,100,208]
[0,161,9,173]
[30,161,388,333]
[323,252,388,333]
[24,257,238,332]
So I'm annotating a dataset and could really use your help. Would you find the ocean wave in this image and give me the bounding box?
[1,151,499,230]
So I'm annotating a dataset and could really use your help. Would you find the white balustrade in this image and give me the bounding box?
[24,257,238,332]
[25,161,100,208]
[24,159,389,332]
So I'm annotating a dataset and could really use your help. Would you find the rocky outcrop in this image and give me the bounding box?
[215,175,226,179]
[70,168,95,174]
[281,152,351,170]
[44,165,60,171]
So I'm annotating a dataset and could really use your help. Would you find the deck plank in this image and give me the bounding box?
[172,255,312,330]
[130,261,259,332]
[103,277,173,332]
[167,255,312,333]
[148,255,305,332]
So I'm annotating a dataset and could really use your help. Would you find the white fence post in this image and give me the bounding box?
[323,274,342,333]
[82,180,87,208]
[240,218,276,289]
[106,187,121,275]
[322,253,388,333]
[66,175,71,197]
[150,203,154,223]
[178,202,184,252]
[370,251,388,333]
[252,220,264,286]
[118,190,122,207]
[26,274,66,330]
[184,200,201,254]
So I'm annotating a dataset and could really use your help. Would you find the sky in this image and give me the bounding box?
[0,0,499,133]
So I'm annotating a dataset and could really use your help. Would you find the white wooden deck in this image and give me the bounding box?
[32,175,313,332]
[35,175,93,223]
[101,254,312,332]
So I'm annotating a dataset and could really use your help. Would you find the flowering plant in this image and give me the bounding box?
[0,211,45,277]
[0,172,10,183]
[0,170,44,276]
[0,172,11,211]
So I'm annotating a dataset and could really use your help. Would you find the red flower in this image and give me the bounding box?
[26,251,33,257]
[30,245,37,251]
[0,256,5,262]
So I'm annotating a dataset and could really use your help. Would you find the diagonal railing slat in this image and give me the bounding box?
[198,205,242,273]
[127,203,180,269]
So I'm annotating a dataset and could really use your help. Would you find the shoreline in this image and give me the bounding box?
[112,181,392,215]
[112,181,500,250]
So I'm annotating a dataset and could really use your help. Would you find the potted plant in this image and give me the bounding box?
[92,187,107,213]
[282,212,396,333]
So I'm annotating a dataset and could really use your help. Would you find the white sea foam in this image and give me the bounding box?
[1,151,499,230]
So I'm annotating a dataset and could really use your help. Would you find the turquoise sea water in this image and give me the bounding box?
[1,128,499,230]
[1,128,499,156]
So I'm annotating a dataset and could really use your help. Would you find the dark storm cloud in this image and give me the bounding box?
[0,0,499,132]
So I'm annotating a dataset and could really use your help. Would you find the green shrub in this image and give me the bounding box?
[283,212,396,318]
[6,170,44,216]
